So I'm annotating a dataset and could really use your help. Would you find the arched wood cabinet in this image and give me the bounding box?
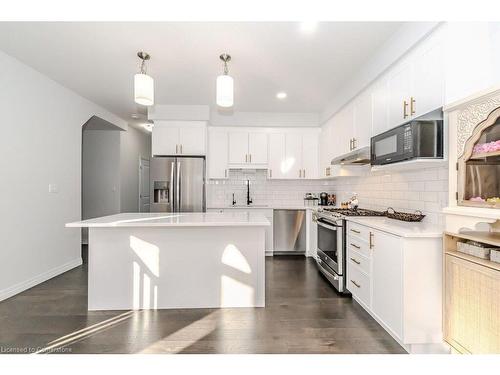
[458,107,500,209]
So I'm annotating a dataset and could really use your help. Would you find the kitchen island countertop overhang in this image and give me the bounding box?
[67,212,270,311]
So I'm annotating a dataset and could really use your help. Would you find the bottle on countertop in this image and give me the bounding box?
[348,193,359,210]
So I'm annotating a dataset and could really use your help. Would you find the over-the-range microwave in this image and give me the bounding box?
[370,119,444,165]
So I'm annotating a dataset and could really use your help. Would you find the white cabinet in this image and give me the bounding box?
[371,230,403,339]
[353,88,373,149]
[228,131,249,164]
[346,221,443,353]
[207,128,228,179]
[268,130,319,179]
[152,121,207,156]
[411,31,445,117]
[388,60,413,128]
[248,132,268,164]
[228,130,268,167]
[334,104,355,157]
[301,132,319,179]
[268,133,286,179]
[285,133,303,179]
[372,78,390,136]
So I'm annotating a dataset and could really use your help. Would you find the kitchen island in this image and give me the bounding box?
[66,212,270,311]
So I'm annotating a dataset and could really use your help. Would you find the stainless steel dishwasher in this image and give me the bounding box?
[273,209,306,255]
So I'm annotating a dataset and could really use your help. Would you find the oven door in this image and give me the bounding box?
[371,123,413,165]
[316,218,343,275]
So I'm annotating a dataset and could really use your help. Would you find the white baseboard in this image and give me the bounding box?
[0,257,83,302]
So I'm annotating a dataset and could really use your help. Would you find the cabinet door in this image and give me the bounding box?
[353,89,373,149]
[179,126,206,155]
[268,133,286,179]
[388,61,412,129]
[371,229,403,339]
[335,104,354,156]
[151,124,179,156]
[228,131,248,164]
[207,128,228,179]
[301,132,318,179]
[319,119,334,178]
[411,32,444,118]
[248,131,268,164]
[372,78,390,136]
[284,133,303,179]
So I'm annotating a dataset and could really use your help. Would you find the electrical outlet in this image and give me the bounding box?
[48,184,59,193]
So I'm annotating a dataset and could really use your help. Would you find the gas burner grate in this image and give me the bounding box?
[322,208,386,217]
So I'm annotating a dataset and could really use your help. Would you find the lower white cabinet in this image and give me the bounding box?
[207,208,274,253]
[346,221,443,353]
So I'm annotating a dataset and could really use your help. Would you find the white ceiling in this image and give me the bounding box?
[0,22,407,123]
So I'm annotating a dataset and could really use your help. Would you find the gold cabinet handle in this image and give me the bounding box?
[351,280,361,288]
[350,229,360,234]
[369,232,374,249]
[269,169,272,178]
[403,100,409,119]
[299,169,302,178]
[249,154,252,163]
[353,138,356,149]
[303,169,306,178]
[410,97,416,115]
[245,154,248,163]
[349,138,353,151]
[350,243,360,249]
[350,257,361,265]
[224,169,227,178]
[180,144,183,154]
[326,167,330,176]
[176,144,179,154]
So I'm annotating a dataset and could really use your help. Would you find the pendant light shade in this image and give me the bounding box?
[134,52,154,106]
[216,54,233,108]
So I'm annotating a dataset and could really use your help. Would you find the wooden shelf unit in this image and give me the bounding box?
[443,231,500,354]
[469,149,500,160]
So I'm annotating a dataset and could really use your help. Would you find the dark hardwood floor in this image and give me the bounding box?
[0,250,405,354]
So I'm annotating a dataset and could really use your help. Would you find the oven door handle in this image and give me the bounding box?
[317,220,339,231]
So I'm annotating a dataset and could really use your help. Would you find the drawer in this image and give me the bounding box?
[347,235,371,258]
[347,264,371,307]
[347,222,370,243]
[347,248,370,275]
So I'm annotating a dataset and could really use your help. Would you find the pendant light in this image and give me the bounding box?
[216,53,234,107]
[134,51,154,106]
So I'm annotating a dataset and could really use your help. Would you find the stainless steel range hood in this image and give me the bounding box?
[331,146,370,165]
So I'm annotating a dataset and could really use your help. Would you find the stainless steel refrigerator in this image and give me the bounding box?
[150,156,206,212]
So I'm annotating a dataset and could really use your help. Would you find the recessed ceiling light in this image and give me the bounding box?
[276,92,287,99]
[299,22,318,34]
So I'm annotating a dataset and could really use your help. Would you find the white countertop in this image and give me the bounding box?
[66,212,271,228]
[345,216,443,238]
[207,205,318,210]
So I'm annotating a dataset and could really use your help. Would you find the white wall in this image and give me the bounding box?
[119,126,151,212]
[444,22,500,105]
[0,50,126,301]
[82,129,121,220]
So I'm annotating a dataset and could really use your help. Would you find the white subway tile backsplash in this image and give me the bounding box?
[206,166,449,225]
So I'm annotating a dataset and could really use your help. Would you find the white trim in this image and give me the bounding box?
[443,84,500,112]
[0,257,82,302]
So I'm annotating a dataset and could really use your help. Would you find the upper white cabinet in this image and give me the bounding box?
[207,128,228,179]
[228,130,268,167]
[353,88,373,150]
[267,130,319,180]
[372,78,390,136]
[411,31,445,117]
[152,121,207,156]
[386,30,445,131]
[334,104,355,156]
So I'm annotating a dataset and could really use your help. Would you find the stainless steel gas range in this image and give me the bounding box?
[314,207,385,293]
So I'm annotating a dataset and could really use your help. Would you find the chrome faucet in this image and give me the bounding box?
[246,180,253,206]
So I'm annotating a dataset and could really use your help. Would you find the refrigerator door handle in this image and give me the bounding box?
[176,160,181,212]
[170,162,175,212]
